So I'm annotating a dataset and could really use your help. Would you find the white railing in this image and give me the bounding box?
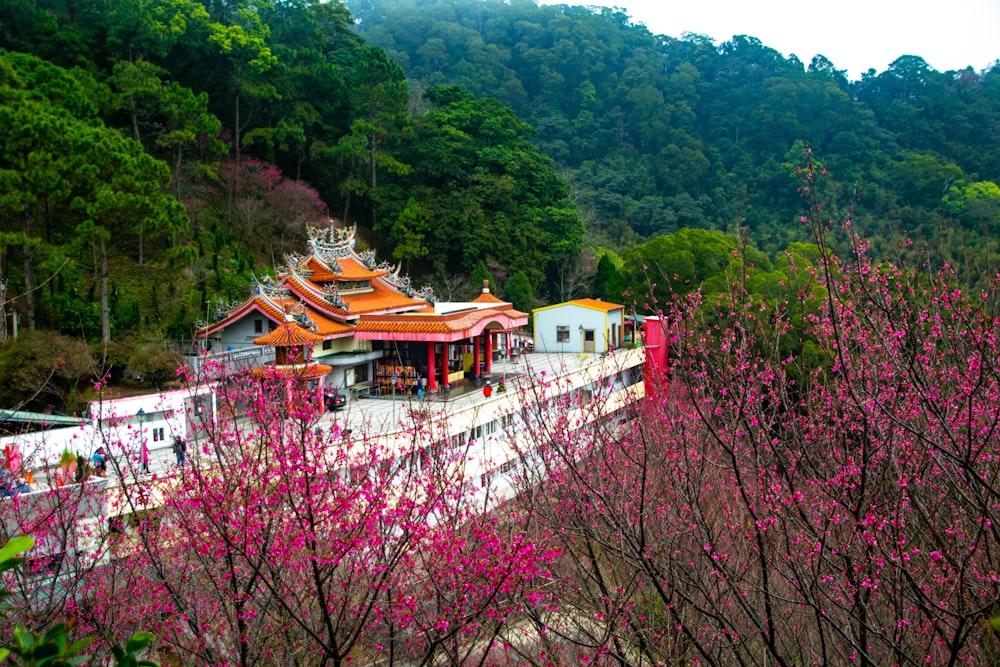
[182,346,274,378]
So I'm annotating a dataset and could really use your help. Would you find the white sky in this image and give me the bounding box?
[537,0,1000,80]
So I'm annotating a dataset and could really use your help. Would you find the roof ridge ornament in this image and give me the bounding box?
[360,249,377,270]
[282,302,319,332]
[414,285,437,304]
[321,283,349,311]
[294,308,318,332]
[255,274,289,299]
[307,219,354,262]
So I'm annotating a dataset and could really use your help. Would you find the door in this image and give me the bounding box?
[583,329,596,353]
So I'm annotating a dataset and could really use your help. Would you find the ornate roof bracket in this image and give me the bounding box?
[293,308,319,332]
[255,274,289,299]
[359,249,377,269]
[322,284,349,311]
[414,285,437,304]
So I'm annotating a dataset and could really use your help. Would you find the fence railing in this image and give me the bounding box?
[181,346,274,378]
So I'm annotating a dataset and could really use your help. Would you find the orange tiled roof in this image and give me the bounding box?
[300,363,333,379]
[345,280,425,315]
[251,363,333,380]
[201,293,353,340]
[306,309,353,337]
[288,272,424,318]
[198,295,288,336]
[472,291,507,304]
[337,256,389,280]
[294,255,388,286]
[305,257,339,282]
[201,230,431,338]
[570,298,624,312]
[356,305,528,336]
[283,272,339,313]
[253,321,325,346]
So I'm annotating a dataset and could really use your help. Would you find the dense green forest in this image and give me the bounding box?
[350,1,1000,259]
[0,0,998,411]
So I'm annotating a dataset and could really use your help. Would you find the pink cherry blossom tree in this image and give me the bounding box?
[79,364,552,666]
[511,153,1000,665]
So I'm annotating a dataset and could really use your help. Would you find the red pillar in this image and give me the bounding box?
[427,341,437,392]
[473,336,481,378]
[643,316,669,401]
[441,342,450,389]
[485,332,493,374]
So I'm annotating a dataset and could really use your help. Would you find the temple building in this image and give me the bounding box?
[197,222,529,397]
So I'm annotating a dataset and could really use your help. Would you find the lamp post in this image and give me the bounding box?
[136,408,148,474]
[391,370,398,425]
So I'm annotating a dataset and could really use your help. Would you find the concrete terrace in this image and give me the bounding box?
[109,349,639,478]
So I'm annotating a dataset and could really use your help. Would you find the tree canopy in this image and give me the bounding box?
[2,0,999,407]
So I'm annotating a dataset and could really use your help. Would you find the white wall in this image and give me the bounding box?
[0,385,219,470]
[533,304,622,354]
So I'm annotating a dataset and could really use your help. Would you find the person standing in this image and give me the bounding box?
[172,436,187,467]
[92,447,108,477]
[483,380,492,398]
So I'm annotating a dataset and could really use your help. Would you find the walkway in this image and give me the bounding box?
[315,351,592,438]
[28,351,612,487]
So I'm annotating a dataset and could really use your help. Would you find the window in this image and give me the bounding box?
[556,325,570,342]
[152,427,165,442]
[322,340,331,350]
[254,319,263,334]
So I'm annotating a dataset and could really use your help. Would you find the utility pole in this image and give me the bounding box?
[0,278,7,342]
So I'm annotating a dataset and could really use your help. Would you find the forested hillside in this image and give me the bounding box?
[350,0,1000,272]
[1,0,998,412]
[0,0,583,409]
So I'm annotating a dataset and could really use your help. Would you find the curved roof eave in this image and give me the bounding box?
[198,298,283,337]
[354,310,528,343]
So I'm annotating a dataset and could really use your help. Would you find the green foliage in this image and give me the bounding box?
[503,271,534,313]
[943,180,1000,227]
[390,197,430,266]
[0,536,158,667]
[3,0,999,349]
[353,0,1000,271]
[125,344,184,388]
[379,84,583,292]
[469,260,494,295]
[625,229,739,307]
[0,536,34,582]
[594,252,624,302]
[0,331,95,413]
[109,632,158,667]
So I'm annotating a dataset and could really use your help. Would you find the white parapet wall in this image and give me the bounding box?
[1,384,219,470]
